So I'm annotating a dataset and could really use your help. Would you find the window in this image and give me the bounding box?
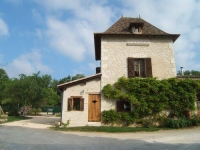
[135,26,139,33]
[68,97,84,111]
[116,100,131,112]
[129,22,143,34]
[128,58,152,78]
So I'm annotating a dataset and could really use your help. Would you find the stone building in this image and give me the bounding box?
[58,16,180,126]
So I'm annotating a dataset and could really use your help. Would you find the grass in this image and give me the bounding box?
[0,116,31,124]
[51,126,160,133]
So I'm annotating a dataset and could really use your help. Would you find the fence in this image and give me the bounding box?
[41,106,61,115]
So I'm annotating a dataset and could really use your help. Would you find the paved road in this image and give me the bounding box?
[1,116,200,150]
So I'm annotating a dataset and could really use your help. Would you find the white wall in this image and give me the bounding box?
[62,78,101,126]
[100,36,176,111]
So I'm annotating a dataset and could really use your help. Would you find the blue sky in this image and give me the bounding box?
[0,0,200,80]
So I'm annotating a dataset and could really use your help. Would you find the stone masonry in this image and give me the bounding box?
[100,36,176,111]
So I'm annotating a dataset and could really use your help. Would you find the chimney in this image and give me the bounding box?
[180,67,184,76]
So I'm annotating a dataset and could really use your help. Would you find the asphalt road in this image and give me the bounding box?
[1,116,200,150]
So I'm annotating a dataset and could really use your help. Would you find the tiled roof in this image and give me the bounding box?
[57,73,101,91]
[104,17,168,35]
[94,17,180,60]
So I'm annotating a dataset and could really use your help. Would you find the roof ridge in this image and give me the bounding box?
[103,16,173,35]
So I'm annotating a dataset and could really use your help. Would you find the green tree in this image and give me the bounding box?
[71,74,85,81]
[59,75,71,84]
[0,68,9,104]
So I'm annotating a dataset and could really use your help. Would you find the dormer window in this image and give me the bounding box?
[129,22,144,34]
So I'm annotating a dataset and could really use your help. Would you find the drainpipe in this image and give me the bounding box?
[57,87,63,126]
[60,92,63,126]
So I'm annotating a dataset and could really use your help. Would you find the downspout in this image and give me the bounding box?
[58,87,63,126]
[60,91,63,126]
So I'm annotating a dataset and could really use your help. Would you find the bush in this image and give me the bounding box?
[31,108,37,115]
[8,108,19,116]
[190,115,200,126]
[102,77,200,119]
[37,108,42,115]
[165,117,192,129]
[119,112,134,126]
[102,110,120,124]
[30,108,42,115]
[102,110,135,126]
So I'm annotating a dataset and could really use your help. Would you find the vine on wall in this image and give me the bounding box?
[102,77,200,119]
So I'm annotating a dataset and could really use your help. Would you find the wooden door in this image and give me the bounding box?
[88,94,101,121]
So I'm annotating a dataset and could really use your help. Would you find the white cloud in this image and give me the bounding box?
[35,0,115,61]
[120,0,200,72]
[46,17,86,61]
[34,0,200,73]
[5,51,52,78]
[0,18,9,36]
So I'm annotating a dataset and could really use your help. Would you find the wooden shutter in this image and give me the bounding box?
[96,67,101,74]
[145,58,152,77]
[116,100,124,112]
[128,58,135,78]
[68,98,72,111]
[80,98,84,111]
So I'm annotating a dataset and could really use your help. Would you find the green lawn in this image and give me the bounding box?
[51,126,160,133]
[0,116,31,124]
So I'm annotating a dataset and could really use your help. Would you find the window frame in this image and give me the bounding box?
[128,57,152,78]
[116,100,131,112]
[68,96,84,111]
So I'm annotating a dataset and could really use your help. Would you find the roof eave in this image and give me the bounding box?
[57,73,102,91]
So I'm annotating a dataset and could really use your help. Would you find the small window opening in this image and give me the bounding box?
[116,100,131,112]
[134,59,145,77]
[135,26,139,33]
[73,98,80,110]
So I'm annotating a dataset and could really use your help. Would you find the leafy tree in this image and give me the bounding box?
[0,68,9,104]
[184,70,191,75]
[71,74,85,81]
[177,70,200,76]
[43,88,61,106]
[59,75,71,84]
[0,69,85,108]
[191,70,200,76]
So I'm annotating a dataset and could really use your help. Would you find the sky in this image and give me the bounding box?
[0,0,200,80]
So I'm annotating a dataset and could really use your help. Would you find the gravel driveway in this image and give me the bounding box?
[1,116,200,150]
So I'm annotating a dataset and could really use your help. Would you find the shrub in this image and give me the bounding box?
[119,112,134,126]
[102,110,120,124]
[31,108,37,115]
[102,77,200,119]
[190,115,200,126]
[155,114,168,127]
[141,118,153,128]
[36,108,42,115]
[165,117,192,129]
[8,108,19,116]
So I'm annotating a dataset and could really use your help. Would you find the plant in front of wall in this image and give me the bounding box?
[62,119,70,128]
[102,77,200,127]
[102,109,120,124]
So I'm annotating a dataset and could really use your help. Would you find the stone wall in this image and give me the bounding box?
[62,78,101,126]
[100,36,177,111]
